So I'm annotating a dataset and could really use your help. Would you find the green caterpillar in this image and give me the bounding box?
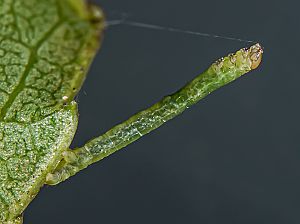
[46,43,263,185]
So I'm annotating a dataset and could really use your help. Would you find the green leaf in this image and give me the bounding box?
[0,103,78,222]
[0,0,104,222]
[0,0,104,123]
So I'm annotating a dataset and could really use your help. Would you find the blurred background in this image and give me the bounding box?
[26,0,300,223]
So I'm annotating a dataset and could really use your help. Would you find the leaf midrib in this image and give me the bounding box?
[0,20,64,122]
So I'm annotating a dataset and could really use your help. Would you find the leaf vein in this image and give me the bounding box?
[0,20,64,121]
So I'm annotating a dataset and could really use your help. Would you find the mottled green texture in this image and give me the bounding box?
[0,0,263,222]
[47,44,263,185]
[0,0,104,123]
[0,0,104,223]
[0,103,78,222]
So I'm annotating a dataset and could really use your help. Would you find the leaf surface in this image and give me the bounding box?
[0,0,104,123]
[0,0,104,222]
[0,103,78,222]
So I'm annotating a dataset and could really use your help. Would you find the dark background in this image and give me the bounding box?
[26,0,300,223]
